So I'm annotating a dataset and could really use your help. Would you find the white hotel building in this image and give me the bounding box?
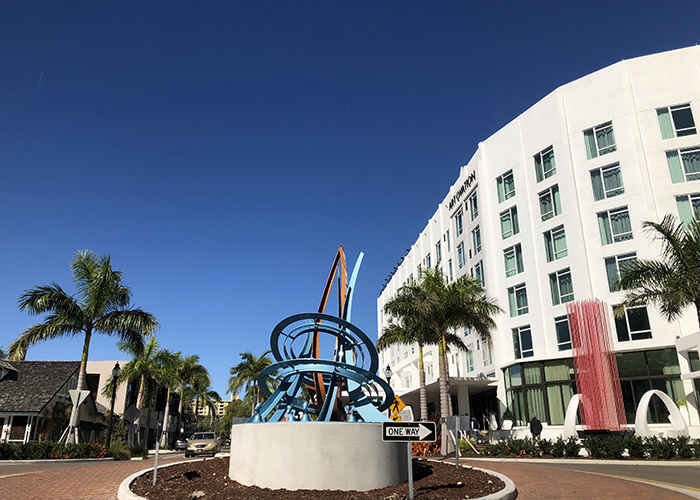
[377,46,700,436]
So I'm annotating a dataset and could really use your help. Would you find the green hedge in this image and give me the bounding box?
[481,435,700,460]
[0,442,107,460]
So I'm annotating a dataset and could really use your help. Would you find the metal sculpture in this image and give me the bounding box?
[249,246,394,423]
[567,299,626,432]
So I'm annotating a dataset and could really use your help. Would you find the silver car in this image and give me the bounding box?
[185,432,220,457]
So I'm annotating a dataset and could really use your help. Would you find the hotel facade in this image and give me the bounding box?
[377,46,700,436]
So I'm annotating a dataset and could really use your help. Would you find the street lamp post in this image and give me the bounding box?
[105,362,121,448]
[384,364,392,386]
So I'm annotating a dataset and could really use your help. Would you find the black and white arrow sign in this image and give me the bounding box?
[382,422,436,442]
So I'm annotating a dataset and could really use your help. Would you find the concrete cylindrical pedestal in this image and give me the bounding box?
[229,422,408,491]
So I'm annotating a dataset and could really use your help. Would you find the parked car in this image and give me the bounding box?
[185,432,221,457]
[175,431,194,451]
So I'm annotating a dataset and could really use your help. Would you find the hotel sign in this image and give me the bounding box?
[446,170,477,211]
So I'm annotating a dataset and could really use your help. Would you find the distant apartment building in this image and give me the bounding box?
[377,45,700,436]
[195,394,240,418]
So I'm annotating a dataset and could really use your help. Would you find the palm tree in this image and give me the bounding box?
[9,250,159,443]
[392,267,500,454]
[228,351,273,416]
[0,346,5,360]
[191,371,221,430]
[117,334,175,444]
[616,215,700,328]
[156,350,182,447]
[174,355,207,432]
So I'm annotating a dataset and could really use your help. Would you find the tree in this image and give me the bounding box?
[9,250,159,443]
[0,346,5,360]
[174,355,208,432]
[390,267,501,454]
[191,371,221,430]
[220,398,252,435]
[616,215,700,328]
[228,351,273,415]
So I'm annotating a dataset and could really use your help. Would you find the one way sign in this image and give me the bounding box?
[382,422,436,442]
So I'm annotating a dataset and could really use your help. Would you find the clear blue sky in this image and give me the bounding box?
[1,1,699,398]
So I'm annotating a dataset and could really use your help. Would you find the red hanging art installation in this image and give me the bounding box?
[567,299,626,431]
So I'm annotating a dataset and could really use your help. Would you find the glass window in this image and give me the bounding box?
[500,206,519,239]
[508,283,528,317]
[591,163,624,201]
[604,252,637,291]
[468,192,479,220]
[474,260,484,286]
[472,226,481,255]
[657,104,697,139]
[598,207,633,245]
[647,350,681,376]
[534,146,556,182]
[539,185,562,221]
[614,305,652,341]
[448,259,453,281]
[466,345,474,372]
[457,243,465,269]
[446,230,451,252]
[435,241,442,263]
[666,147,700,183]
[676,194,700,228]
[482,339,492,366]
[584,122,617,159]
[544,225,567,262]
[554,316,572,351]
[549,268,574,305]
[504,244,524,277]
[544,359,575,381]
[688,351,700,372]
[455,209,464,236]
[510,364,522,386]
[425,253,431,269]
[513,325,534,359]
[497,170,515,202]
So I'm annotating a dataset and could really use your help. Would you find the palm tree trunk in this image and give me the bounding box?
[160,386,171,447]
[67,331,91,444]
[135,374,146,444]
[195,397,199,431]
[438,332,452,456]
[418,344,427,422]
[177,391,184,433]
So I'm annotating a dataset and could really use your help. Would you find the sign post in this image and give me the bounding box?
[446,416,471,468]
[382,422,436,499]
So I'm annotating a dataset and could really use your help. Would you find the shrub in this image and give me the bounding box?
[626,435,647,459]
[564,436,581,457]
[108,441,131,461]
[693,439,700,459]
[677,436,694,459]
[483,440,509,456]
[583,437,606,459]
[551,437,566,458]
[458,438,477,453]
[646,436,676,459]
[130,443,148,459]
[603,436,626,459]
[537,438,553,456]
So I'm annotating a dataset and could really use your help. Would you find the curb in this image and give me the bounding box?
[455,456,700,466]
[118,455,517,500]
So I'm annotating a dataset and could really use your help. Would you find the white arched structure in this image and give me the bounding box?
[563,394,582,438]
[634,390,689,437]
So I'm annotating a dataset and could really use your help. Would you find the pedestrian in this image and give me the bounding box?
[529,413,542,440]
[470,417,480,442]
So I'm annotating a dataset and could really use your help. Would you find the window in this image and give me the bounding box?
[435,241,442,263]
[500,206,519,239]
[471,226,481,255]
[474,260,484,286]
[497,170,515,202]
[549,268,574,305]
[513,325,534,359]
[534,146,556,182]
[425,253,431,269]
[468,192,479,220]
[457,242,465,269]
[455,209,464,236]
[508,283,529,317]
[466,345,474,372]
[604,252,637,291]
[446,230,451,252]
[448,259,453,281]
[666,147,700,183]
[584,122,617,159]
[554,316,571,351]
[614,305,652,341]
[676,193,700,227]
[590,163,624,201]
[658,104,697,139]
[543,225,567,262]
[417,264,422,274]
[539,185,562,221]
[598,207,633,245]
[482,339,493,366]
[504,244,524,277]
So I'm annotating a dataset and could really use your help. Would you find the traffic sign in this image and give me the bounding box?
[382,421,436,442]
[388,395,406,421]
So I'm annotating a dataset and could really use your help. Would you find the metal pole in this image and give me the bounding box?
[106,378,117,448]
[455,418,460,468]
[407,442,413,500]
[153,423,161,486]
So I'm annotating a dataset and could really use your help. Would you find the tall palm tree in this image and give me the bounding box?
[616,215,700,328]
[228,351,273,416]
[393,267,500,454]
[117,334,174,443]
[9,250,159,443]
[191,371,221,430]
[156,350,182,447]
[174,355,207,432]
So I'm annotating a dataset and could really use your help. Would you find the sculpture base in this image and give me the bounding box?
[229,422,408,491]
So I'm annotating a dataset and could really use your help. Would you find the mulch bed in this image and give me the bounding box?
[131,456,505,500]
